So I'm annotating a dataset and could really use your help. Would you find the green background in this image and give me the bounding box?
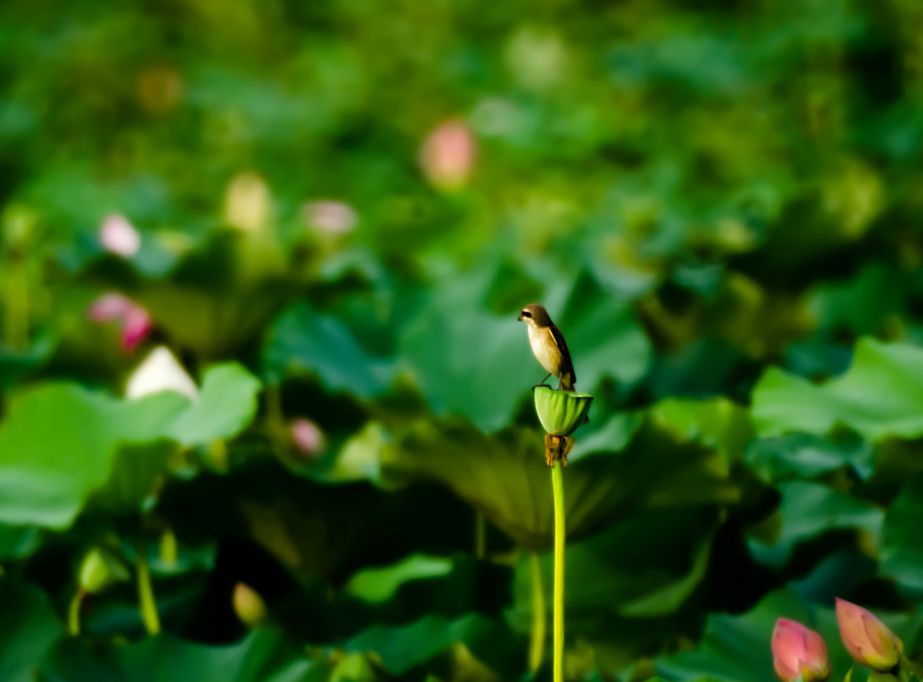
[2,0,923,679]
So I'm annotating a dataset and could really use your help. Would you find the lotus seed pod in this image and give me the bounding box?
[533,386,593,437]
[78,547,129,595]
[233,582,267,627]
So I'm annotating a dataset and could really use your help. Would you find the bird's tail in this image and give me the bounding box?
[559,372,575,392]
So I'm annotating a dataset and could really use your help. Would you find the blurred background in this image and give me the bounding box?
[3,0,923,680]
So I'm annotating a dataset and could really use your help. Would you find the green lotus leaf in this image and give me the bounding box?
[40,629,328,682]
[0,580,64,682]
[752,337,923,441]
[380,420,739,550]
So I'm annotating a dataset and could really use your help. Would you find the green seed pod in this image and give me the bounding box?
[233,582,267,627]
[78,547,130,594]
[2,204,39,255]
[533,386,593,436]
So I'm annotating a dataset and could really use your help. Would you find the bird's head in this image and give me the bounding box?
[518,303,551,327]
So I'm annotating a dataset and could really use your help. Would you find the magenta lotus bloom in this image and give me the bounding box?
[835,598,903,671]
[772,618,830,682]
[419,118,476,191]
[99,213,141,257]
[303,200,357,235]
[290,418,325,457]
[88,293,152,353]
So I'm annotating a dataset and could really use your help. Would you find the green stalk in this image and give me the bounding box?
[551,461,566,682]
[4,261,28,350]
[474,511,486,560]
[137,556,161,635]
[528,552,546,672]
[67,589,84,636]
[208,439,228,470]
[264,383,286,447]
[867,673,900,682]
[901,659,923,679]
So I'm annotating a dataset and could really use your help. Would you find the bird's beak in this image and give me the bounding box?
[517,312,523,321]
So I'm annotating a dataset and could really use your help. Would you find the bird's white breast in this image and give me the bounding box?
[527,324,560,376]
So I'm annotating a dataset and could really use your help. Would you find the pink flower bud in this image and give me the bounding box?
[87,293,153,353]
[772,618,830,682]
[121,307,153,353]
[302,200,357,235]
[291,418,325,457]
[99,214,141,257]
[88,293,134,322]
[419,118,476,191]
[835,598,903,671]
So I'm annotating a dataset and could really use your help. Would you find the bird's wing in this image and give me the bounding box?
[549,323,576,386]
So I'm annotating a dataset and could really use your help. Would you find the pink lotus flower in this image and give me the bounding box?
[291,418,325,457]
[771,618,830,682]
[419,118,476,191]
[302,200,357,235]
[99,214,141,257]
[88,293,152,353]
[835,598,903,671]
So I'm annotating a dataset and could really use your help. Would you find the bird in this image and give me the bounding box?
[517,303,576,391]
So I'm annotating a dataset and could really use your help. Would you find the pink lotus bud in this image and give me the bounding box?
[121,307,153,353]
[88,293,152,353]
[88,293,133,322]
[302,200,357,235]
[772,618,830,682]
[100,214,141,257]
[835,598,903,671]
[291,418,325,457]
[419,118,476,191]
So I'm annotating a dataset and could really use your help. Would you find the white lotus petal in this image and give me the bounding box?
[126,346,198,400]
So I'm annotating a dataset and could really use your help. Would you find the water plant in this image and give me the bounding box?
[533,385,593,682]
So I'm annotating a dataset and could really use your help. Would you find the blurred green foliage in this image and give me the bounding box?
[3,0,923,679]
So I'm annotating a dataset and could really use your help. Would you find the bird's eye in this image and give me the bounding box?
[521,310,532,318]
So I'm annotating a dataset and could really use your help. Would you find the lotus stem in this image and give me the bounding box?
[551,461,566,682]
[137,555,161,635]
[208,439,228,470]
[475,511,486,559]
[4,260,28,350]
[67,589,84,636]
[529,551,546,672]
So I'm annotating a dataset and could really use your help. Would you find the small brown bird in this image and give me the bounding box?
[517,303,576,391]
